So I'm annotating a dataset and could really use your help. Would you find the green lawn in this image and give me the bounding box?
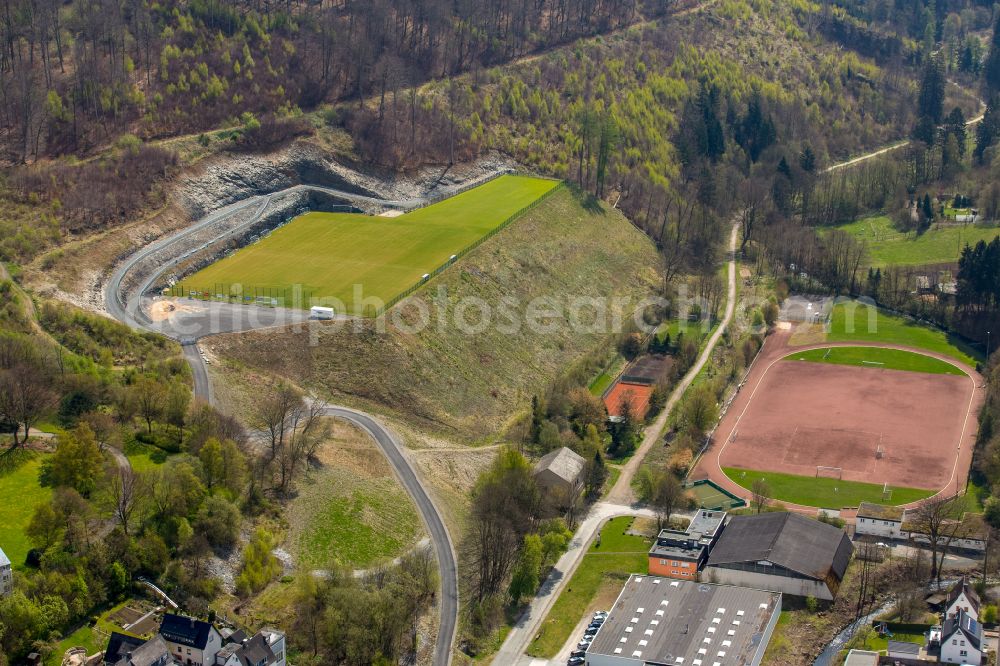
[589,355,626,396]
[785,346,966,375]
[832,215,1000,266]
[0,451,53,567]
[826,301,980,366]
[527,517,651,658]
[285,428,422,570]
[123,440,171,473]
[49,600,138,665]
[722,467,935,508]
[181,175,559,312]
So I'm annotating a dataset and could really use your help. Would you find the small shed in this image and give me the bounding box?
[887,640,921,660]
[533,447,586,498]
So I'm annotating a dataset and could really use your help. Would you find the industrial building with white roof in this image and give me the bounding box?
[584,574,781,666]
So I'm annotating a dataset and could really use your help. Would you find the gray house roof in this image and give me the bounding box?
[942,609,982,650]
[707,513,854,582]
[946,576,981,614]
[0,546,10,567]
[533,447,585,485]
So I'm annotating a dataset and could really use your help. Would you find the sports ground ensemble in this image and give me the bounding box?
[692,331,983,510]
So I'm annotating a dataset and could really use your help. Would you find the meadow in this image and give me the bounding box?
[785,346,965,375]
[825,301,980,366]
[182,175,558,313]
[722,467,934,508]
[0,451,53,567]
[284,420,422,570]
[832,215,1000,266]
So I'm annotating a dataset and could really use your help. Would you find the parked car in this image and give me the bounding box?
[570,650,586,658]
[577,640,592,649]
[568,657,585,665]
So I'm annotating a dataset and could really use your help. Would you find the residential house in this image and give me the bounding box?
[105,635,172,666]
[704,513,854,601]
[106,623,286,666]
[583,574,781,666]
[159,613,224,666]
[945,577,981,622]
[939,610,983,665]
[533,447,586,500]
[902,513,988,553]
[0,546,11,597]
[855,503,904,540]
[647,509,726,579]
[214,628,286,666]
[105,633,146,664]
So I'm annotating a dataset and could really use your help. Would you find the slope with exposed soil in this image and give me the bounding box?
[206,187,661,443]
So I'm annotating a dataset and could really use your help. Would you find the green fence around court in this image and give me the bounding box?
[373,180,566,317]
[684,479,746,511]
[166,282,316,308]
[166,177,565,316]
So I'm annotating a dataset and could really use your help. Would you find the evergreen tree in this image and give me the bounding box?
[975,96,1000,162]
[799,145,816,173]
[734,88,776,162]
[922,193,934,221]
[530,395,544,444]
[917,53,945,125]
[943,107,967,156]
[984,14,1000,96]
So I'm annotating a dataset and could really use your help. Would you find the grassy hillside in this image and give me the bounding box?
[182,175,559,310]
[208,187,661,441]
[833,215,1000,266]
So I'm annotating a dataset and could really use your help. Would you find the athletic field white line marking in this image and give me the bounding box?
[712,343,979,509]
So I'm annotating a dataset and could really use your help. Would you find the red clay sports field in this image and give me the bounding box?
[691,332,983,510]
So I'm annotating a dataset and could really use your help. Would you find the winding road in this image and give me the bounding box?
[104,181,463,666]
[101,107,936,665]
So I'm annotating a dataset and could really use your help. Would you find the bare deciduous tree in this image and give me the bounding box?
[107,467,146,536]
[0,363,57,448]
[750,478,770,514]
[911,495,966,583]
[255,384,330,494]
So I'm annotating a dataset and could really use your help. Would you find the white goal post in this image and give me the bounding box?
[816,465,843,480]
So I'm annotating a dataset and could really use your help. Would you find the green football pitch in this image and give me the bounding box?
[180,175,559,312]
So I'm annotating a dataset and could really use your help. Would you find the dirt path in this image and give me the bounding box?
[823,79,986,174]
[690,332,984,514]
[604,218,739,505]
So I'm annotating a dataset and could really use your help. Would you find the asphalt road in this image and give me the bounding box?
[319,406,459,666]
[104,179,467,665]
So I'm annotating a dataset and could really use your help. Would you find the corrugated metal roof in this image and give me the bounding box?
[0,546,10,568]
[707,513,853,581]
[587,574,780,665]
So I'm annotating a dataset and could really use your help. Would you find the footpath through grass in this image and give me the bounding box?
[826,301,979,367]
[832,215,1000,266]
[723,467,934,508]
[527,517,651,658]
[785,346,966,376]
[0,450,53,567]
[183,175,558,312]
